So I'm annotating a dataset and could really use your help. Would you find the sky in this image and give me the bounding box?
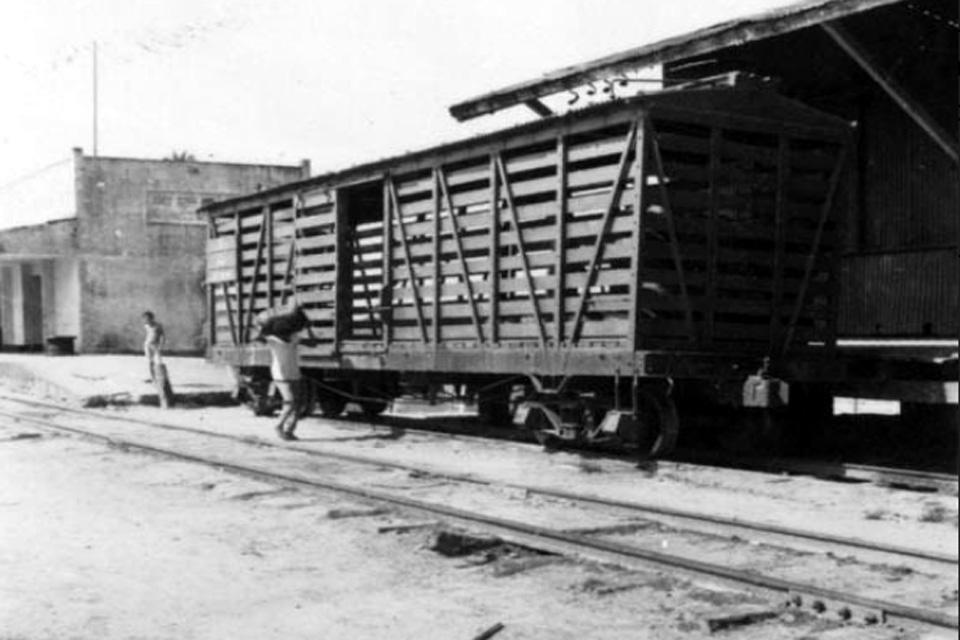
[0,0,799,204]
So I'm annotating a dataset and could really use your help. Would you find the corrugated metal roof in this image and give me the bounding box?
[449,0,905,121]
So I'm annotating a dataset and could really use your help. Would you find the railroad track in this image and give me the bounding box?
[305,408,960,496]
[674,450,959,494]
[342,401,960,495]
[1,393,957,634]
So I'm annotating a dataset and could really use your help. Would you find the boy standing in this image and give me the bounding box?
[142,311,165,381]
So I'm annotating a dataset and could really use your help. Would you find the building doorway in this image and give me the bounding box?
[22,271,43,347]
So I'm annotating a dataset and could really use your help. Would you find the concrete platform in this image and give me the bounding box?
[0,354,236,407]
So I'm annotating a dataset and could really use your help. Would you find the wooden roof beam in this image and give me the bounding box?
[821,22,958,164]
[448,0,904,122]
[524,99,554,119]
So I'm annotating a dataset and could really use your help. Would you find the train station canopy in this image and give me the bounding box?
[450,0,902,121]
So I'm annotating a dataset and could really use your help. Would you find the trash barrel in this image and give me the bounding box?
[45,336,76,356]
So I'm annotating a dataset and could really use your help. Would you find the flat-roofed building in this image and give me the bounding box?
[0,148,309,354]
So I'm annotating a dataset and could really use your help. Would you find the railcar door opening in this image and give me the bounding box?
[335,180,386,344]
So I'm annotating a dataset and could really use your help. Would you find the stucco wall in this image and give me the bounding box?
[53,258,80,340]
[74,155,307,354]
[0,219,77,256]
[75,156,306,257]
[80,254,207,354]
[0,266,17,347]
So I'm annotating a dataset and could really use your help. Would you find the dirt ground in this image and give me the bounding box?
[0,412,955,640]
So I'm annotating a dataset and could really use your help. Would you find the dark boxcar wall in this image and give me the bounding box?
[664,0,959,338]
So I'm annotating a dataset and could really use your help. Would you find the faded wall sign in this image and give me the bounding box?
[146,191,234,223]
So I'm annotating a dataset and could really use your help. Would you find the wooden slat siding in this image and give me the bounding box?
[297,233,340,252]
[207,221,221,347]
[290,271,336,288]
[223,281,239,345]
[391,318,629,343]
[238,243,331,264]
[646,105,847,145]
[769,136,789,352]
[396,163,629,219]
[296,252,339,270]
[555,136,567,346]
[495,154,548,346]
[280,236,296,307]
[206,239,238,284]
[386,106,642,183]
[430,170,441,347]
[568,120,638,344]
[394,299,550,322]
[704,127,722,347]
[438,167,484,343]
[237,212,265,231]
[781,145,847,355]
[266,205,275,309]
[297,211,336,230]
[333,189,351,349]
[398,215,634,261]
[233,260,296,280]
[302,189,334,209]
[391,133,626,200]
[488,156,500,344]
[351,233,380,337]
[647,121,696,345]
[297,289,337,304]
[655,130,839,171]
[627,117,648,352]
[382,181,393,348]
[391,269,632,302]
[233,210,244,341]
[388,179,428,343]
[645,217,833,246]
[395,188,635,238]
[391,241,637,282]
[663,188,826,218]
[242,208,269,342]
[390,295,631,321]
[641,239,817,271]
[634,294,828,317]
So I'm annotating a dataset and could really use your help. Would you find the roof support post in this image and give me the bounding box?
[821,22,958,164]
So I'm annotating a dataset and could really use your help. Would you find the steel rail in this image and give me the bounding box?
[1,393,956,568]
[676,450,959,494]
[0,403,956,632]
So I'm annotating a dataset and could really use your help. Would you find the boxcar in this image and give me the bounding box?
[203,86,853,456]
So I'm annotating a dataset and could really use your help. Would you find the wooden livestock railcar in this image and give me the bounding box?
[203,86,852,456]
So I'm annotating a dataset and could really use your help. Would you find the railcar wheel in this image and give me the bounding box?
[478,400,512,425]
[241,376,279,417]
[622,387,680,459]
[297,380,317,418]
[248,393,277,417]
[526,407,563,451]
[318,394,347,418]
[360,400,389,418]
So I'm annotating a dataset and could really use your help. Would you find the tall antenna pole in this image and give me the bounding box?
[92,40,99,157]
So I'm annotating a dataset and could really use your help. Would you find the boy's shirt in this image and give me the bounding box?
[144,322,165,347]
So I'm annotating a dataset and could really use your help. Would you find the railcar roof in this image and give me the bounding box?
[201,85,850,216]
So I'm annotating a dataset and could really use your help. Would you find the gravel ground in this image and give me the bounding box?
[0,391,957,639]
